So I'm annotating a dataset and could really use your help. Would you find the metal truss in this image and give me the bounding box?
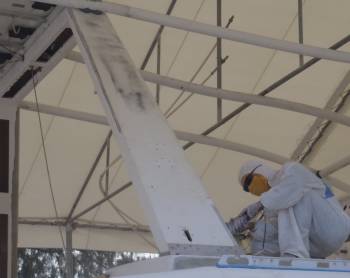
[66,51,350,128]
[0,8,75,100]
[18,218,150,233]
[19,102,350,194]
[2,3,350,274]
[66,32,350,154]
[291,71,350,162]
[36,0,350,63]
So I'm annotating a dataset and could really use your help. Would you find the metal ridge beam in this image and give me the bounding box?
[63,53,350,128]
[141,71,350,128]
[18,218,150,233]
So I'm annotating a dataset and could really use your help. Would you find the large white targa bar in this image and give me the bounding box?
[66,8,240,256]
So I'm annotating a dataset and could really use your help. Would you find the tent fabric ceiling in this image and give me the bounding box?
[18,0,350,252]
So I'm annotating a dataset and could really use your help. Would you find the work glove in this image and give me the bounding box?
[227,214,249,235]
[239,201,263,220]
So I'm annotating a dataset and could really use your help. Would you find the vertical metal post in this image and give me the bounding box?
[298,0,304,66]
[65,130,113,224]
[216,0,223,121]
[0,100,17,278]
[11,109,19,278]
[105,136,110,193]
[156,36,161,105]
[66,225,73,278]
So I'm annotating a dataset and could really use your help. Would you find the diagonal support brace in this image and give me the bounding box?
[66,8,240,256]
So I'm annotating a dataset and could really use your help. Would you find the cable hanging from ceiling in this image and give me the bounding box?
[20,63,77,196]
[31,67,66,251]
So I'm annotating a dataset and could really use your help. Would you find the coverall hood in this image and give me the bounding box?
[238,160,277,187]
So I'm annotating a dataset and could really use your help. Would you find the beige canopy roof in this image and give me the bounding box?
[18,0,350,253]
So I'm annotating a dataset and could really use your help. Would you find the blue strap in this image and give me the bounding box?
[315,170,334,199]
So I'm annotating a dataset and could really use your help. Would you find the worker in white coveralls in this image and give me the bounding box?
[227,160,350,258]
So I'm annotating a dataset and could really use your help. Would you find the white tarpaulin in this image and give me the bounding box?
[17,0,350,253]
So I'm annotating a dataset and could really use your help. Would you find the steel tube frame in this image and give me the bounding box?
[60,51,350,128]
[19,102,350,194]
[20,101,108,125]
[11,109,19,278]
[18,218,150,233]
[291,71,350,161]
[70,143,350,221]
[66,225,74,278]
[71,182,132,222]
[0,8,73,98]
[301,92,350,164]
[216,0,222,121]
[65,131,113,224]
[35,0,350,63]
[18,103,286,163]
[17,102,288,164]
[21,67,350,127]
[320,155,350,177]
[19,2,350,240]
[182,34,350,150]
[141,71,350,127]
[156,37,161,105]
[71,159,350,223]
[66,35,350,153]
[0,100,17,278]
[298,0,304,66]
[105,136,110,193]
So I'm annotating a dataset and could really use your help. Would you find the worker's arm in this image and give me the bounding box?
[226,214,249,235]
[239,201,263,219]
[227,202,263,235]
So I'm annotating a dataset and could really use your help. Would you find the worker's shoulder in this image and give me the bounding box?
[281,161,308,174]
[282,161,301,170]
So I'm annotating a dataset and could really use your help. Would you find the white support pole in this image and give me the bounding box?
[65,51,350,129]
[176,131,288,165]
[66,8,240,256]
[19,218,150,233]
[66,225,74,278]
[320,155,350,177]
[0,99,18,278]
[35,0,350,63]
[11,108,19,278]
[20,101,108,126]
[19,102,350,194]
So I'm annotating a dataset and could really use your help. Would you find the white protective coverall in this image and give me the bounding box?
[240,161,350,258]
